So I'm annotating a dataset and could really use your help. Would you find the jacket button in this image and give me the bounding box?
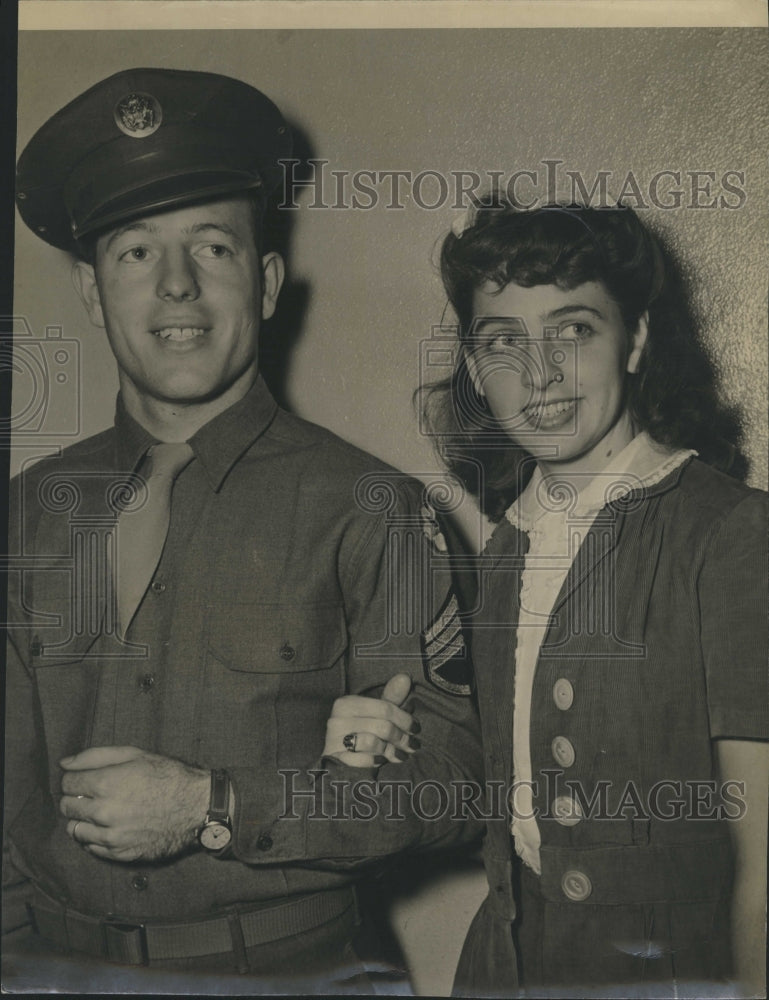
[138,673,155,693]
[561,869,592,901]
[551,736,575,768]
[151,580,166,593]
[552,678,574,710]
[279,644,295,661]
[131,874,149,891]
[552,795,583,826]
[256,834,273,851]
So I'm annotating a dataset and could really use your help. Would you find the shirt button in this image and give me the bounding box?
[138,673,155,693]
[561,869,592,901]
[552,678,574,710]
[279,644,295,662]
[552,795,583,826]
[151,580,166,593]
[551,736,576,768]
[256,834,273,851]
[131,874,149,891]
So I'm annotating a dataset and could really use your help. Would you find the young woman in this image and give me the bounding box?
[324,203,768,997]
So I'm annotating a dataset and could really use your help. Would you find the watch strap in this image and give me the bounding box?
[208,768,230,822]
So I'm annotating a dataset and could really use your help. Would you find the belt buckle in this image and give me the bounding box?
[103,918,149,965]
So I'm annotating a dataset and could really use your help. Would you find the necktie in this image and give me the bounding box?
[116,441,194,635]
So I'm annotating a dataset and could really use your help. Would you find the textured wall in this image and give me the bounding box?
[13,28,768,995]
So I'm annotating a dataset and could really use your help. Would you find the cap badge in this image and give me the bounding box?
[114,92,163,138]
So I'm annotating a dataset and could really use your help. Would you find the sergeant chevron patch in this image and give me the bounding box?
[421,592,473,696]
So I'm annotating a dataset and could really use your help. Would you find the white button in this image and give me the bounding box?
[561,869,592,901]
[551,735,576,768]
[553,678,574,710]
[552,795,583,826]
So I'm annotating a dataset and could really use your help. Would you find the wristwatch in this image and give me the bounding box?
[198,768,232,852]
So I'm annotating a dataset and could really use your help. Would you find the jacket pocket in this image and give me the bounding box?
[207,602,347,673]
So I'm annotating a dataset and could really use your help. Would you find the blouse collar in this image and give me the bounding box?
[506,432,696,533]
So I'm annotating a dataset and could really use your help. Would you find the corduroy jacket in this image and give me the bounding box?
[454,458,768,995]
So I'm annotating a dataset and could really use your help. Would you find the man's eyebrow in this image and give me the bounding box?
[102,219,243,252]
[474,316,527,328]
[184,222,243,240]
[545,304,605,320]
[103,220,158,251]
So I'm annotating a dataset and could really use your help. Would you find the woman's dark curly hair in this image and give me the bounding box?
[421,201,747,521]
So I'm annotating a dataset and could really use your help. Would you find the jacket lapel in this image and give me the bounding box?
[473,519,526,785]
[548,505,624,625]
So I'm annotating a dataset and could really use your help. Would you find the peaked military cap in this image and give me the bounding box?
[16,68,292,253]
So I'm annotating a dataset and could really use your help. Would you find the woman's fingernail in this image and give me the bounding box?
[408,737,421,750]
[410,721,421,734]
[374,755,387,765]
[394,748,408,761]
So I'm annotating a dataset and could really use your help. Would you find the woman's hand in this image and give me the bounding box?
[323,673,421,768]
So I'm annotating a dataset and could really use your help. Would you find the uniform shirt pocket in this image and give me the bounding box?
[207,602,348,673]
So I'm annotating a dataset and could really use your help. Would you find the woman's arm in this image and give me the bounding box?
[716,738,769,999]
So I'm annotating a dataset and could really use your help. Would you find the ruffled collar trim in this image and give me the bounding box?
[506,433,696,534]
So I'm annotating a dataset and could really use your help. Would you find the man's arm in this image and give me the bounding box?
[226,488,484,868]
[58,487,484,868]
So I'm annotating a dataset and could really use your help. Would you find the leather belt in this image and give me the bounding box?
[29,884,357,966]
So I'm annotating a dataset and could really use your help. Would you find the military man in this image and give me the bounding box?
[4,68,482,992]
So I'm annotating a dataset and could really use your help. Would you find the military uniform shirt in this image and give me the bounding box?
[4,376,483,924]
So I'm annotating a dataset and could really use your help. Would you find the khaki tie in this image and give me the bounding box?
[116,441,194,635]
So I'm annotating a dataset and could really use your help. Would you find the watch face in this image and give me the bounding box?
[200,821,232,851]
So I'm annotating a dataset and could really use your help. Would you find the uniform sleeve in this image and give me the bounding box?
[699,490,769,740]
[228,480,485,868]
[3,621,41,933]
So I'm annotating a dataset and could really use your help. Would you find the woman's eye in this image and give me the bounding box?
[561,321,592,339]
[489,330,524,351]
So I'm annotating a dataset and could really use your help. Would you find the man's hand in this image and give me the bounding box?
[59,746,210,863]
[323,673,420,768]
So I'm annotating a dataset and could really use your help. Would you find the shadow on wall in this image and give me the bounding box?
[259,119,312,411]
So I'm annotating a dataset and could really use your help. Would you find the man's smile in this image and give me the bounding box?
[151,326,207,341]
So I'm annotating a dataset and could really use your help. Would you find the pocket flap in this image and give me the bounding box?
[207,602,347,673]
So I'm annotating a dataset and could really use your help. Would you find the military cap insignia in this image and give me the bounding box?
[421,591,473,696]
[114,92,163,138]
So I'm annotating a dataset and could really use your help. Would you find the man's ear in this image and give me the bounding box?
[72,261,106,329]
[626,311,649,374]
[464,346,485,397]
[260,252,285,321]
